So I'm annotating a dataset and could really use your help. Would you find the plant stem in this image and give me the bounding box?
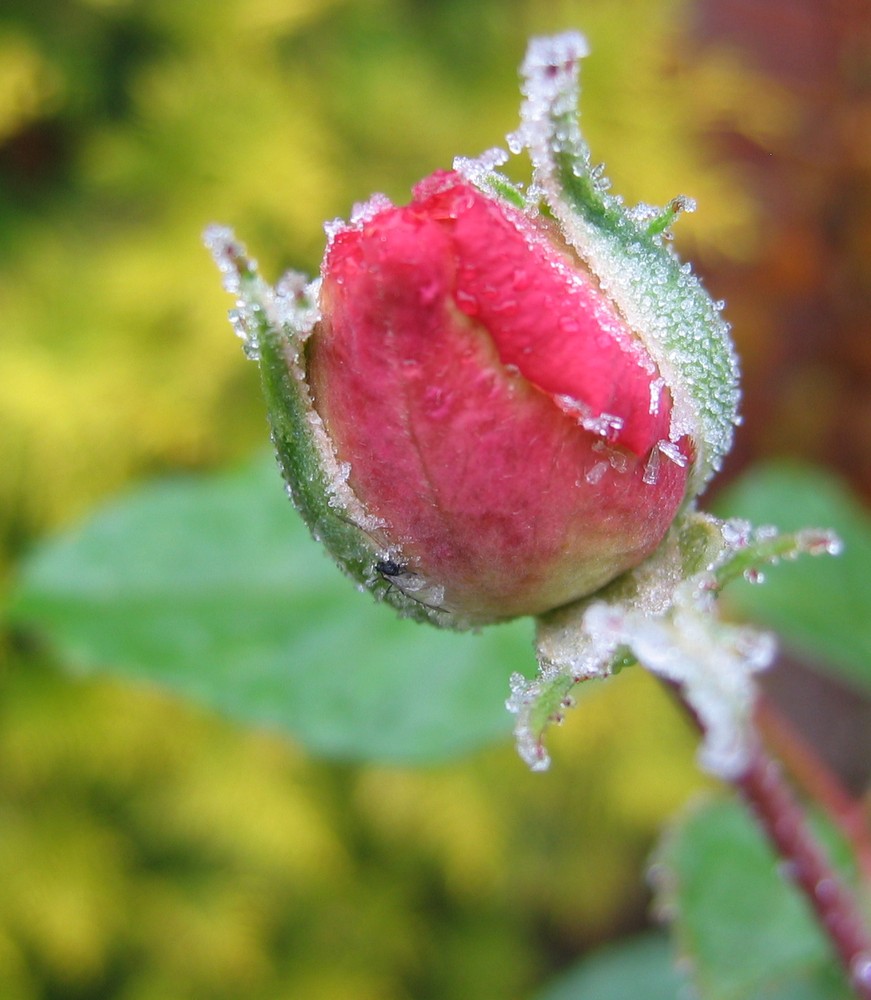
[666,679,871,996]
[736,741,871,999]
[756,696,871,884]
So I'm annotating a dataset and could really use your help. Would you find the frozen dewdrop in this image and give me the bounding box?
[506,130,525,155]
[721,518,752,549]
[797,528,844,557]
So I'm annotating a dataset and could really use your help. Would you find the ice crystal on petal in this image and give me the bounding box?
[349,192,393,226]
[658,440,689,468]
[324,194,395,251]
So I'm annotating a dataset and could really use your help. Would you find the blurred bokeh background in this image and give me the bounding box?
[1,0,869,997]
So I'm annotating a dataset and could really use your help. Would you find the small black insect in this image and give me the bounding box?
[333,513,448,614]
[374,558,447,614]
[374,558,407,579]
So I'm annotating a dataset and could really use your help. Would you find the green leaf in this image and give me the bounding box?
[653,797,856,999]
[714,462,871,694]
[6,451,533,763]
[531,932,690,1000]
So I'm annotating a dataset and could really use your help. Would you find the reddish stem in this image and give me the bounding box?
[756,696,871,884]
[736,742,871,999]
[667,679,871,996]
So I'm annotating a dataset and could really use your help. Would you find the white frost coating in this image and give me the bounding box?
[583,600,774,777]
[515,32,740,495]
[324,193,395,251]
[524,506,843,775]
[519,31,591,122]
[507,641,612,771]
[350,192,394,226]
[274,272,322,345]
[720,518,752,549]
[453,147,509,185]
[205,225,323,359]
[507,668,562,771]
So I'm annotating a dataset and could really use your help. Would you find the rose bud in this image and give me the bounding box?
[206,31,739,630]
[307,172,690,625]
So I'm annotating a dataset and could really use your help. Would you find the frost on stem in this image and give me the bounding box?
[515,513,842,777]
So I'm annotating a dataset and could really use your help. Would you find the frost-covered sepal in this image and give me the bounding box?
[513,513,842,776]
[511,31,740,497]
[203,225,448,626]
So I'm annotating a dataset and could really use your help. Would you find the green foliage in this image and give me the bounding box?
[9,451,533,763]
[532,932,690,1000]
[715,463,871,694]
[653,798,858,999]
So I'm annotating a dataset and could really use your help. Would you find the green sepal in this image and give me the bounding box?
[204,226,449,627]
[516,33,740,496]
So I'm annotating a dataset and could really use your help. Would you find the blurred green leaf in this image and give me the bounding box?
[653,797,855,1000]
[714,463,871,694]
[531,932,689,1000]
[7,451,533,763]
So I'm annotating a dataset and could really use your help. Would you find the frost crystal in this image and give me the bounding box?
[453,146,509,184]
